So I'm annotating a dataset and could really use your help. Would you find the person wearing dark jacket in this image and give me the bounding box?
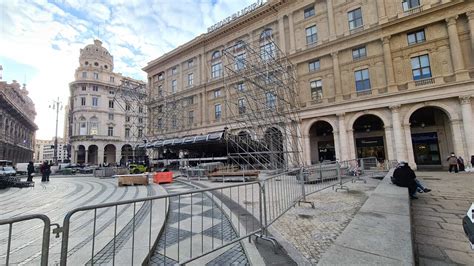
[27,161,35,182]
[40,162,47,182]
[471,155,474,169]
[458,156,465,172]
[45,161,52,181]
[392,162,419,199]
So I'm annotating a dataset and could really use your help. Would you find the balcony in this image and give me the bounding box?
[403,5,423,17]
[356,89,372,97]
[414,77,435,87]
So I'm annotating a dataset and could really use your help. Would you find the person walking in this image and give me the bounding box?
[27,161,35,182]
[45,161,52,181]
[457,156,465,172]
[447,153,458,173]
[40,161,47,182]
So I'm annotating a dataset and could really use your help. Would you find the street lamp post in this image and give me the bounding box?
[49,97,63,166]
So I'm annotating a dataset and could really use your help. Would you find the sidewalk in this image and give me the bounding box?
[412,171,474,265]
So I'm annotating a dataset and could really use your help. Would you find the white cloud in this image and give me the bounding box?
[0,0,260,139]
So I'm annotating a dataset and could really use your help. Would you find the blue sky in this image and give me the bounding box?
[0,0,257,139]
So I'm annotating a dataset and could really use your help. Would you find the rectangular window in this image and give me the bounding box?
[110,76,115,83]
[238,98,246,114]
[92,97,98,106]
[235,53,246,70]
[214,89,221,98]
[354,69,371,91]
[138,117,143,124]
[109,90,114,95]
[188,59,194,68]
[81,86,86,91]
[158,73,164,80]
[306,25,317,45]
[188,110,194,125]
[188,73,194,86]
[125,128,130,138]
[139,107,143,113]
[158,85,163,96]
[93,72,99,80]
[411,54,432,80]
[236,82,245,92]
[215,104,222,120]
[407,29,425,45]
[108,113,114,120]
[82,72,87,78]
[308,60,320,72]
[211,63,222,78]
[310,80,323,100]
[81,97,86,106]
[352,46,367,60]
[125,104,131,111]
[402,0,420,11]
[107,127,114,137]
[108,100,114,108]
[260,42,275,60]
[138,129,143,138]
[171,80,177,93]
[348,8,363,30]
[171,67,177,75]
[93,85,98,91]
[304,6,315,18]
[266,92,276,110]
[126,116,130,122]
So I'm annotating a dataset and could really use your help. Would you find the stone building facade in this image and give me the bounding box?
[143,0,474,170]
[67,40,147,166]
[34,138,68,163]
[0,79,37,164]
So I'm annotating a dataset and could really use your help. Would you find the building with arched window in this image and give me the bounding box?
[67,40,147,166]
[144,0,474,170]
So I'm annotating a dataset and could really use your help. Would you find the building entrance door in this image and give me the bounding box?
[356,136,385,161]
[318,141,335,162]
[412,132,441,165]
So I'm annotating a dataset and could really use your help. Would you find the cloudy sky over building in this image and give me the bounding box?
[0,0,256,139]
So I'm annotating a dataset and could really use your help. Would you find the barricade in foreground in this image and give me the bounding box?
[0,214,54,266]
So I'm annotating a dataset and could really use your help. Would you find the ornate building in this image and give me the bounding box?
[67,40,147,165]
[144,0,474,170]
[0,78,37,164]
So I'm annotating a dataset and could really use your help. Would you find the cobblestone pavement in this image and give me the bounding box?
[0,175,166,265]
[150,181,249,265]
[271,177,380,264]
[412,171,474,265]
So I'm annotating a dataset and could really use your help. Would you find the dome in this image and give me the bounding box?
[79,39,114,72]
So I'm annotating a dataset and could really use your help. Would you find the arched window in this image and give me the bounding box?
[211,50,221,60]
[89,116,99,135]
[79,116,87,136]
[260,29,275,60]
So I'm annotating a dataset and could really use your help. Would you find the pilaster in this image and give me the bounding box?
[332,52,343,101]
[382,36,397,93]
[278,15,287,53]
[450,119,465,158]
[446,16,469,80]
[460,96,474,158]
[467,11,474,56]
[376,0,388,24]
[288,12,296,54]
[337,113,348,161]
[390,105,407,161]
[327,0,336,40]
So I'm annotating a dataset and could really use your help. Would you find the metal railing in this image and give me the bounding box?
[0,214,53,266]
[0,157,394,265]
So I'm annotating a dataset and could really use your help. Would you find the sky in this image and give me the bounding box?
[0,0,258,140]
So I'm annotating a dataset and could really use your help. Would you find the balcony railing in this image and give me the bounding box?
[356,89,372,97]
[414,77,435,87]
[403,5,423,16]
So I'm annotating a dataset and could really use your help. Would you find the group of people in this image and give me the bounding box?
[446,153,474,173]
[26,161,52,182]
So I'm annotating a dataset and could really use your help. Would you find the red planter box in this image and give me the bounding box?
[153,172,173,184]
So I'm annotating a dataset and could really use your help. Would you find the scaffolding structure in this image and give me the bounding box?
[222,39,303,170]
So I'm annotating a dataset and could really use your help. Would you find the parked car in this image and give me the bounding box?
[0,166,17,176]
[129,164,147,174]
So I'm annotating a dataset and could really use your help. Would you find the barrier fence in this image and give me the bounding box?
[0,157,392,265]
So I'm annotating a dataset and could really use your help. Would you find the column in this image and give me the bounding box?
[346,129,356,160]
[327,0,336,40]
[467,11,474,56]
[84,146,88,164]
[303,133,311,165]
[390,105,408,161]
[376,0,387,23]
[333,130,341,161]
[116,149,122,165]
[332,52,343,101]
[98,146,104,165]
[278,15,287,53]
[382,36,397,92]
[450,119,465,158]
[337,114,348,161]
[288,12,296,53]
[71,148,76,164]
[446,16,468,79]
[403,124,416,169]
[460,96,474,158]
[384,126,395,161]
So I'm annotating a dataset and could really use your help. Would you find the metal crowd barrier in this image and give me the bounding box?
[0,214,52,266]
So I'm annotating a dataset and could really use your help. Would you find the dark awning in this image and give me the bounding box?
[148,130,225,149]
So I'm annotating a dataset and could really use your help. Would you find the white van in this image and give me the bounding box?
[15,163,41,175]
